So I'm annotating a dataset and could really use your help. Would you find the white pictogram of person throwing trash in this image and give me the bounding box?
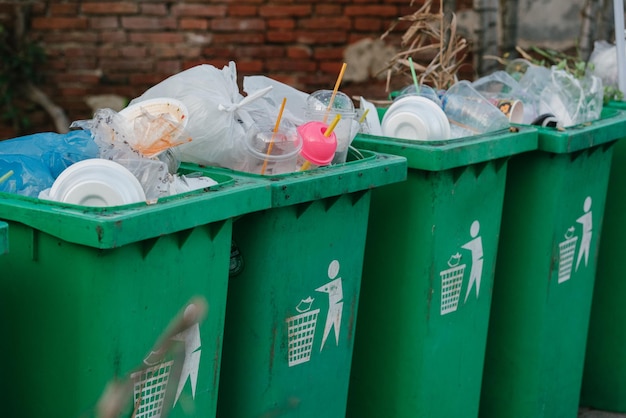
[316,260,343,352]
[575,196,593,272]
[462,220,484,303]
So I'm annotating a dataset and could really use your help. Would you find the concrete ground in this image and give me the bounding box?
[579,408,626,417]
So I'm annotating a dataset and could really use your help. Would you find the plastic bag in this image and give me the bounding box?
[0,130,98,197]
[72,108,174,202]
[590,40,619,88]
[129,62,271,169]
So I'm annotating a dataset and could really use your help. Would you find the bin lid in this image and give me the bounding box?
[0,221,7,255]
[185,149,408,208]
[0,169,271,249]
[533,108,626,154]
[353,126,538,171]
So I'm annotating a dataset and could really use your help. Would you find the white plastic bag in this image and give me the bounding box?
[129,62,273,169]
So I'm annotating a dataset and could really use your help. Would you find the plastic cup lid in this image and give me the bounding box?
[296,121,338,165]
[381,96,450,140]
[48,158,146,207]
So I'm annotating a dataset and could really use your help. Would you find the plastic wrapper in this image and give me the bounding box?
[71,108,185,202]
[0,130,98,197]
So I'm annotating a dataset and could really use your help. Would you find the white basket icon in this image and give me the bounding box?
[130,360,174,418]
[558,227,579,283]
[286,301,320,367]
[440,253,466,315]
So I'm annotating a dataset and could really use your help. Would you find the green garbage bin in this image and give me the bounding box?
[0,168,270,418]
[479,108,626,418]
[345,126,537,418]
[580,101,626,412]
[204,150,407,418]
[0,221,7,255]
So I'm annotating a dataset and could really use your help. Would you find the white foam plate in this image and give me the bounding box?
[120,97,189,128]
[382,96,450,141]
[49,159,146,207]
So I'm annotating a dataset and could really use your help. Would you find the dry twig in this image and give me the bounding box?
[378,0,469,91]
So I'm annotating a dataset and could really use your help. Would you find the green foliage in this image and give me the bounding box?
[0,23,46,131]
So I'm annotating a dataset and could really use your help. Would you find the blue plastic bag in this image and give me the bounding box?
[0,130,98,197]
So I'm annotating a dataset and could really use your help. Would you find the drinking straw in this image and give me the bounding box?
[614,0,626,96]
[260,97,287,175]
[323,62,348,123]
[324,113,342,137]
[0,170,14,185]
[408,57,420,94]
[358,108,370,124]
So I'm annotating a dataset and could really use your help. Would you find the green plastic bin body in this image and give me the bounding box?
[345,127,538,418]
[0,221,7,255]
[0,170,270,418]
[211,151,407,418]
[581,101,626,411]
[479,109,626,418]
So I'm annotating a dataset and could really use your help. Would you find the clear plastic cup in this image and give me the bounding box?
[239,126,302,175]
[306,90,358,164]
[441,80,510,138]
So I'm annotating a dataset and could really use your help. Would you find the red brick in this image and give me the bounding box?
[128,32,186,43]
[344,5,398,17]
[211,18,265,32]
[51,73,101,85]
[99,30,128,43]
[267,18,296,30]
[300,17,351,30]
[89,17,119,30]
[296,30,348,44]
[171,4,227,18]
[50,3,79,15]
[97,47,121,58]
[120,46,148,58]
[237,45,285,58]
[140,3,168,16]
[32,17,89,30]
[81,2,139,15]
[228,5,258,16]
[265,59,317,72]
[353,17,385,32]
[129,73,167,86]
[63,46,99,58]
[212,33,265,44]
[155,60,182,74]
[259,5,312,17]
[266,31,296,43]
[180,18,209,30]
[315,5,343,15]
[236,60,264,73]
[121,17,177,30]
[313,47,345,60]
[149,45,181,58]
[286,45,313,59]
[66,57,98,71]
[100,59,154,73]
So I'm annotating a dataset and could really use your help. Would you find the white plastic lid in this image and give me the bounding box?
[49,159,146,207]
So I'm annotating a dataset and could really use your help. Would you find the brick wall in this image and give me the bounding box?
[0,0,474,137]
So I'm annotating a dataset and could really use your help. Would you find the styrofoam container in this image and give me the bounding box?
[381,96,450,141]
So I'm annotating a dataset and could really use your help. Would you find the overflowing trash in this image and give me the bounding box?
[375,57,604,141]
[0,56,606,205]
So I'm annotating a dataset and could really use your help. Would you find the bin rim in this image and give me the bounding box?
[182,149,408,208]
[0,168,271,249]
[353,126,538,171]
[526,107,626,154]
